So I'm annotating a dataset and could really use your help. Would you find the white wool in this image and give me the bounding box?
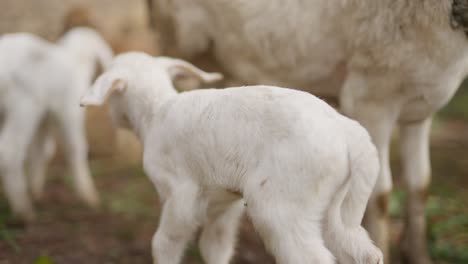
[81,52,384,264]
[0,27,113,221]
[148,1,468,261]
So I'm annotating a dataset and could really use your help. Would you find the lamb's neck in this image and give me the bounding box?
[125,87,178,142]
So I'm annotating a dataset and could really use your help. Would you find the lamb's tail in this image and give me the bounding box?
[326,162,352,243]
[325,128,382,263]
[328,129,379,227]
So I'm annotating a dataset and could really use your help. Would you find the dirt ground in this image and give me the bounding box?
[0,157,274,264]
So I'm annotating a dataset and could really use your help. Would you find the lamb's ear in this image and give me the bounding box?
[80,73,127,106]
[158,57,223,90]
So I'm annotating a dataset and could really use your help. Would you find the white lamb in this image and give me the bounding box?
[0,27,113,221]
[80,52,383,264]
[147,1,468,262]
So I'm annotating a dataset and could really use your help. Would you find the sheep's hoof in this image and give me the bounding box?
[400,245,433,264]
[400,230,433,264]
[31,189,45,203]
[401,253,432,264]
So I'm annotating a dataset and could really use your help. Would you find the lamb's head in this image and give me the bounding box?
[80,52,222,130]
[452,0,468,37]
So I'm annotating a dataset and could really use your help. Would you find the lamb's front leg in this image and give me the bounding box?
[199,197,244,264]
[152,181,203,264]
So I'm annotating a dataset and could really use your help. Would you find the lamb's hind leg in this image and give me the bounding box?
[324,178,383,264]
[27,119,55,201]
[324,133,383,264]
[199,197,244,264]
[152,181,203,264]
[245,193,335,264]
[0,102,43,221]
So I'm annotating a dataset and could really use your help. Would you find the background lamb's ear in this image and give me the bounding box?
[158,57,223,90]
[80,74,127,106]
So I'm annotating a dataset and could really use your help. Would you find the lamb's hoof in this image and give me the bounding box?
[81,191,101,209]
[12,209,36,224]
[362,253,384,264]
[5,216,28,229]
[362,248,384,264]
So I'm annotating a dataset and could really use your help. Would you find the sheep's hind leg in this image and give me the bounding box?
[324,211,383,264]
[399,118,433,264]
[27,119,55,201]
[152,182,204,264]
[0,102,43,221]
[199,196,244,264]
[323,178,383,263]
[245,196,335,264]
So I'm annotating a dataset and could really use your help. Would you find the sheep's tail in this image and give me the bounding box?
[326,164,351,239]
[341,133,379,227]
[328,130,379,224]
[325,129,380,255]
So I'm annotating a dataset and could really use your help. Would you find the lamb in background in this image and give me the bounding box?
[0,27,113,221]
[146,1,468,262]
[81,52,383,264]
[62,5,159,56]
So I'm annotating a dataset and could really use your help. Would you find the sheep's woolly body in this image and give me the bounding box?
[153,0,467,105]
[150,86,351,189]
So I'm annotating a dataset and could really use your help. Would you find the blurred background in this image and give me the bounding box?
[0,1,467,263]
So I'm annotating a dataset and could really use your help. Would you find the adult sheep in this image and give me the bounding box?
[146,0,468,263]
